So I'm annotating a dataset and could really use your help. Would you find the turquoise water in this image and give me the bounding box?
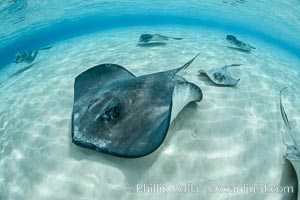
[1,1,300,200]
[1,0,300,67]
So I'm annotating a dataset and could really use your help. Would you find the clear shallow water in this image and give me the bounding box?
[1,1,300,200]
[1,26,300,200]
[0,0,300,67]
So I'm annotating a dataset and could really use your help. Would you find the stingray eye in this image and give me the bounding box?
[213,72,226,81]
[213,72,221,79]
[103,105,121,121]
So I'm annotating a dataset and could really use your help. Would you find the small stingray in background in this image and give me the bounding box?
[13,46,53,64]
[198,64,241,86]
[13,49,37,64]
[280,87,300,199]
[72,54,203,158]
[137,34,183,46]
[222,0,246,6]
[226,35,255,52]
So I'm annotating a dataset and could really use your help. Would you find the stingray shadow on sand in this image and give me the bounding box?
[226,46,251,53]
[136,43,167,47]
[68,127,163,186]
[9,62,38,78]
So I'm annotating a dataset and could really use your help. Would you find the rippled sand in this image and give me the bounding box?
[0,26,300,200]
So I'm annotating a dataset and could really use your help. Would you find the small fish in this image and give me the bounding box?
[280,87,291,129]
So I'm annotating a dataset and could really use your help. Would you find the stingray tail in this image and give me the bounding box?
[173,53,201,74]
[225,64,243,67]
[224,64,243,69]
[280,87,291,130]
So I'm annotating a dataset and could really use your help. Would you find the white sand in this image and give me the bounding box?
[0,25,300,200]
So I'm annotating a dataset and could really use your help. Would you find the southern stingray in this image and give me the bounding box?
[226,35,255,52]
[13,46,53,64]
[72,54,202,158]
[280,87,300,199]
[138,34,183,45]
[13,50,38,64]
[198,64,241,86]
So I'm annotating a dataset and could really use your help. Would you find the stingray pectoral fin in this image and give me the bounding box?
[170,82,202,122]
[197,69,211,81]
[229,77,240,86]
[198,69,206,75]
[226,35,237,41]
[287,160,300,197]
[74,64,136,101]
[229,78,240,86]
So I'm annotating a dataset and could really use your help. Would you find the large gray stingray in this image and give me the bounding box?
[72,54,202,158]
[198,64,241,86]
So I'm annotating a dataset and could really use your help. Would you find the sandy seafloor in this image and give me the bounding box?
[0,25,300,200]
